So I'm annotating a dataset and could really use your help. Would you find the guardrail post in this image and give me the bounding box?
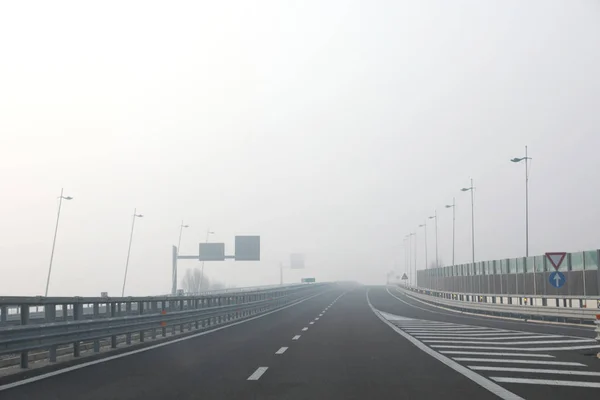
[110,303,117,348]
[62,304,68,321]
[73,303,82,357]
[138,301,145,342]
[179,300,184,333]
[45,304,57,362]
[125,301,132,345]
[93,303,100,353]
[0,305,6,323]
[20,304,29,368]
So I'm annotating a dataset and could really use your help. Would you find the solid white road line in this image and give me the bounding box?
[453,358,586,366]
[404,328,500,332]
[418,335,562,341]
[470,366,600,376]
[292,335,301,340]
[275,347,288,355]
[366,290,523,400]
[0,289,328,393]
[247,367,269,380]
[302,327,308,331]
[424,339,595,345]
[490,377,600,388]
[440,351,554,358]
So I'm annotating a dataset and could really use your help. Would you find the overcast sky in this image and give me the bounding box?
[1,1,599,296]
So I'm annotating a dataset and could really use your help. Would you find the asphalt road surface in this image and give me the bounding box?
[1,284,599,399]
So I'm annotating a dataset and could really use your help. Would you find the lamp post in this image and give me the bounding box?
[461,179,475,264]
[429,211,438,289]
[45,188,73,296]
[199,229,215,291]
[173,221,189,294]
[418,222,428,271]
[445,198,456,267]
[121,209,143,297]
[511,146,532,257]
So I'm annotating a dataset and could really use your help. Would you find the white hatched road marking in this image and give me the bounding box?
[441,351,554,358]
[411,332,539,337]
[275,347,288,355]
[453,358,586,366]
[470,366,600,377]
[432,344,600,351]
[491,377,600,388]
[424,339,595,345]
[247,367,268,380]
[417,335,563,341]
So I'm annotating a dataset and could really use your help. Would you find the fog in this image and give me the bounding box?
[1,1,599,296]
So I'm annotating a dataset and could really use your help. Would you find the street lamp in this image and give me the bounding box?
[45,188,74,296]
[429,211,438,289]
[445,198,456,267]
[121,209,143,297]
[199,229,215,291]
[461,179,475,264]
[418,222,428,271]
[404,234,411,285]
[177,221,190,254]
[511,146,532,257]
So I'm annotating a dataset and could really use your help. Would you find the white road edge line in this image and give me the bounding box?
[0,290,329,392]
[275,347,288,355]
[247,367,269,380]
[368,288,524,400]
[490,377,600,388]
[292,335,301,340]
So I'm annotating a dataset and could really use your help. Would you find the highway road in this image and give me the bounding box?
[1,284,599,399]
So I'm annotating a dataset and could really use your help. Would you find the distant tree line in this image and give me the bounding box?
[181,268,226,294]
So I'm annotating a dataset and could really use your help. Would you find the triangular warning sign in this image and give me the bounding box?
[545,252,567,271]
[401,273,408,280]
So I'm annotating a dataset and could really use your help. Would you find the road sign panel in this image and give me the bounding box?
[301,278,316,283]
[290,253,305,269]
[235,236,260,261]
[401,273,408,280]
[549,271,566,289]
[199,243,225,261]
[546,252,567,271]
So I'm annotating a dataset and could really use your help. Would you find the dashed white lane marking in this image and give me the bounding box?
[453,358,586,366]
[319,314,323,316]
[302,327,308,331]
[292,335,301,340]
[275,347,288,355]
[491,377,600,388]
[424,339,596,345]
[315,317,320,320]
[471,366,600,377]
[440,351,555,358]
[247,367,268,380]
[0,290,329,393]
[309,321,315,325]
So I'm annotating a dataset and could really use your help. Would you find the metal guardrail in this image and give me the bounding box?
[0,283,305,325]
[0,283,328,369]
[397,285,600,324]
